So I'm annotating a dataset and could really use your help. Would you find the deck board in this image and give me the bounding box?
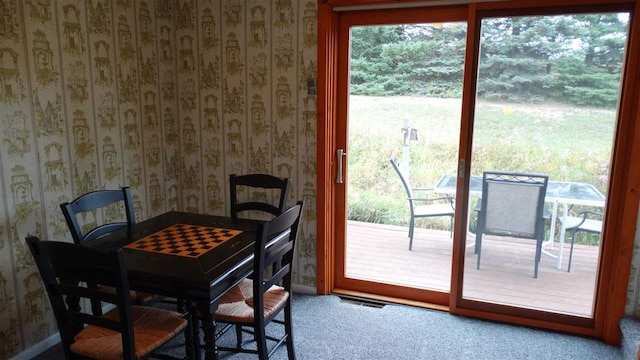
[345,220,598,316]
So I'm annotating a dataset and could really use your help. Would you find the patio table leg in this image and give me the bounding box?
[557,202,568,269]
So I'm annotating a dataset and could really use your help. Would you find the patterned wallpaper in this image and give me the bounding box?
[0,0,317,357]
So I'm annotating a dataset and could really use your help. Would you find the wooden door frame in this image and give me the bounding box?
[316,0,640,345]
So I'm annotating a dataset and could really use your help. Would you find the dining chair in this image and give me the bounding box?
[60,187,161,306]
[475,171,549,278]
[213,174,292,347]
[562,210,603,272]
[25,236,192,360]
[230,173,291,220]
[390,155,455,250]
[212,201,303,360]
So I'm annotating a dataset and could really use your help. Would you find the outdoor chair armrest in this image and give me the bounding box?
[412,187,436,191]
[409,196,454,203]
[570,210,603,228]
[578,210,603,217]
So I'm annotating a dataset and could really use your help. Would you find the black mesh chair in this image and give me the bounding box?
[25,236,192,360]
[475,171,549,278]
[390,155,455,250]
[230,173,291,220]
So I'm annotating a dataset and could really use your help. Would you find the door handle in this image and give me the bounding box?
[336,149,347,184]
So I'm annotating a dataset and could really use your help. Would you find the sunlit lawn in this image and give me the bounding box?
[347,95,615,234]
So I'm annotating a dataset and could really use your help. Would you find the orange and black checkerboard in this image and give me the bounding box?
[124,224,243,258]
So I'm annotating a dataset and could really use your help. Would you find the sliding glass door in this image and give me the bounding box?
[461,11,628,317]
[334,7,468,305]
[332,1,633,320]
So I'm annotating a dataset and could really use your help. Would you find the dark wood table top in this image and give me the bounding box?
[90,211,262,305]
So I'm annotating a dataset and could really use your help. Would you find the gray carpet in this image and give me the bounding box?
[33,294,622,360]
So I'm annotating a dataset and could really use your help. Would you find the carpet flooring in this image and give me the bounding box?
[32,294,622,360]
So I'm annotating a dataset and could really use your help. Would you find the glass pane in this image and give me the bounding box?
[345,22,466,292]
[460,13,628,316]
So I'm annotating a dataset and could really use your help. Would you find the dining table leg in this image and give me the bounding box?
[179,299,195,360]
[198,301,219,360]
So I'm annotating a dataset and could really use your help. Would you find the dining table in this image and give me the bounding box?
[433,174,606,269]
[88,210,262,360]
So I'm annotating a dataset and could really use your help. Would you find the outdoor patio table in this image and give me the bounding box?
[434,174,606,269]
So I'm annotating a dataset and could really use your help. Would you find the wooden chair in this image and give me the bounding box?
[60,187,159,306]
[475,171,549,278]
[212,174,291,343]
[25,236,192,360]
[213,201,304,360]
[230,173,291,220]
[390,155,455,250]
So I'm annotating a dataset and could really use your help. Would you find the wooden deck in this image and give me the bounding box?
[345,221,599,316]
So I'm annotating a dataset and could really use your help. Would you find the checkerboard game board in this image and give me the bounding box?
[124,223,243,258]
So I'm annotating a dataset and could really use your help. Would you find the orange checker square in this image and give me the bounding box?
[124,223,243,258]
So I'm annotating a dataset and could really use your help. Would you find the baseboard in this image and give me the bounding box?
[10,333,60,360]
[292,283,317,295]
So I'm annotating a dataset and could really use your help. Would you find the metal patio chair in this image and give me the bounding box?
[390,155,455,251]
[475,171,549,278]
[562,210,603,272]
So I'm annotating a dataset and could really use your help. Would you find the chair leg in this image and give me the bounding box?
[534,236,542,279]
[476,232,483,270]
[408,216,415,251]
[285,302,296,360]
[449,216,453,238]
[568,230,577,273]
[191,315,201,357]
[235,324,242,348]
[184,309,195,360]
[255,322,269,360]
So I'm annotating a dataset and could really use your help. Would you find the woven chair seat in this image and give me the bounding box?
[214,279,289,323]
[71,305,187,360]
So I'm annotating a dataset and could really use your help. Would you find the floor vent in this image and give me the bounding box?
[339,296,386,309]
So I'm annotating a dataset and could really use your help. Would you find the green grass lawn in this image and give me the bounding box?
[347,95,614,244]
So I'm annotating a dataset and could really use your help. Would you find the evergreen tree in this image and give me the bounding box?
[552,14,627,107]
[348,13,628,107]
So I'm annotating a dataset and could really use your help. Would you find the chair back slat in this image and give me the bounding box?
[60,187,135,244]
[263,264,291,290]
[230,173,291,220]
[234,202,282,217]
[65,311,121,332]
[56,283,120,304]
